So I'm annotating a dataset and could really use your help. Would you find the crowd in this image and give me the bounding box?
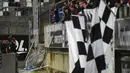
[50,0,91,23]
[0,37,17,54]
[50,0,130,24]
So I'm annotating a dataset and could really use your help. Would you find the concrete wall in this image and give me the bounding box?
[0,21,29,35]
[45,51,69,73]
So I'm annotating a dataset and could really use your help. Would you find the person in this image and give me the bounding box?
[1,40,8,53]
[83,1,88,9]
[10,38,17,53]
[50,9,55,23]
[62,8,71,22]
[70,4,78,15]
[58,8,63,22]
[63,2,68,9]
[54,8,60,23]
[62,2,71,23]
[78,0,84,13]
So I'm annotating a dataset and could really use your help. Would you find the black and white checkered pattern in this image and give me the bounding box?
[98,0,117,52]
[66,0,118,73]
[85,7,106,73]
[66,15,88,73]
[85,0,117,73]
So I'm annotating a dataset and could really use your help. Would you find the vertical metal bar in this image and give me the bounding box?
[39,0,41,43]
[28,21,31,49]
[9,22,11,36]
[4,7,8,35]
[62,24,65,47]
[113,20,117,73]
[49,6,50,24]
[33,0,39,48]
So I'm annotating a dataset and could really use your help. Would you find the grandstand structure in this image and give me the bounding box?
[0,0,51,62]
[0,0,130,73]
[0,0,44,35]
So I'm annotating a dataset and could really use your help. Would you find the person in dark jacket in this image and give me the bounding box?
[10,38,17,53]
[1,40,8,53]
[54,9,60,23]
[78,0,84,13]
[62,5,71,23]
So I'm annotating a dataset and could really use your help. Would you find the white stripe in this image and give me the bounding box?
[78,16,85,29]
[91,8,100,27]
[100,20,106,37]
[91,39,104,58]
[65,21,79,63]
[98,0,106,18]
[74,29,84,42]
[106,7,118,30]
[85,59,98,73]
[66,21,79,73]
[79,55,87,68]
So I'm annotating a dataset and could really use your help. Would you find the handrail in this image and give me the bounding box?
[39,35,54,67]
[25,42,34,61]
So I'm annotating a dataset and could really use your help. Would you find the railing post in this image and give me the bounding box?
[33,0,39,48]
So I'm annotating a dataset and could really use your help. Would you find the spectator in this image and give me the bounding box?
[62,2,71,23]
[50,0,93,24]
[83,1,88,9]
[1,40,8,53]
[62,7,71,23]
[70,4,78,15]
[78,0,84,12]
[54,8,60,23]
[50,9,55,23]
[63,2,68,9]
[58,8,63,22]
[10,38,17,53]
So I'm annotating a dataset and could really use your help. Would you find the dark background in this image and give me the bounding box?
[0,35,29,61]
[115,50,130,73]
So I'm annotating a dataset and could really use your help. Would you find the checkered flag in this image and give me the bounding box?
[98,0,117,52]
[65,15,88,73]
[99,1,118,72]
[84,7,106,73]
[66,0,118,73]
[85,0,118,73]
